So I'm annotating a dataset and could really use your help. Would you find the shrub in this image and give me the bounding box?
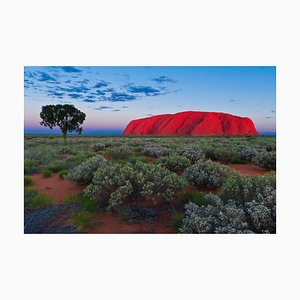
[220,173,276,233]
[91,143,105,152]
[171,213,183,232]
[184,160,233,190]
[72,211,93,232]
[47,164,64,173]
[65,193,97,212]
[108,145,132,160]
[252,151,276,170]
[67,155,107,185]
[24,176,32,186]
[181,191,212,206]
[24,188,53,210]
[85,161,186,210]
[180,200,251,234]
[42,168,52,178]
[240,147,258,161]
[157,155,191,173]
[142,146,171,158]
[176,147,205,163]
[58,169,68,179]
[204,146,241,163]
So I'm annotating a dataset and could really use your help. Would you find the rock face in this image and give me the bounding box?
[123,111,259,136]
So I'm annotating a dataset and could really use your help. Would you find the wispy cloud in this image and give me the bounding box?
[152,76,177,84]
[59,66,82,73]
[94,106,113,110]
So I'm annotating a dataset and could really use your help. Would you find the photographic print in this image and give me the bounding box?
[24,66,276,234]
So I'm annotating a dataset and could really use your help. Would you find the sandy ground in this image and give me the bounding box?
[227,163,270,176]
[29,173,85,204]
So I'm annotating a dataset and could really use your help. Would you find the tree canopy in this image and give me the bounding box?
[40,104,86,140]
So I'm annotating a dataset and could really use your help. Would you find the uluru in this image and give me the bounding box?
[123,111,259,136]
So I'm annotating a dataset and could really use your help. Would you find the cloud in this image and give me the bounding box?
[122,106,128,108]
[83,99,96,103]
[48,91,65,97]
[127,85,162,96]
[94,106,113,110]
[229,99,235,102]
[112,109,120,112]
[152,76,177,84]
[68,93,82,99]
[37,72,56,82]
[77,79,89,84]
[60,66,82,73]
[110,92,137,101]
[93,80,110,88]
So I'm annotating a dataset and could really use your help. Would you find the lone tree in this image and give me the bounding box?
[40,104,86,141]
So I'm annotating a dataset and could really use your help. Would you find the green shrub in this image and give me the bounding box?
[171,213,183,232]
[129,155,149,164]
[108,145,132,160]
[157,155,191,173]
[65,193,97,212]
[204,147,242,163]
[58,169,68,179]
[182,191,212,206]
[68,155,107,185]
[180,200,251,234]
[142,146,171,158]
[47,164,64,173]
[42,168,52,178]
[24,176,32,186]
[85,161,186,210]
[24,188,53,210]
[181,172,276,234]
[72,211,93,232]
[91,143,105,152]
[176,147,205,163]
[252,151,276,170]
[221,172,276,206]
[184,160,233,190]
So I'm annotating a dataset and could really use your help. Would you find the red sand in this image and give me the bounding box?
[89,210,176,234]
[124,111,259,136]
[227,163,270,176]
[29,173,84,204]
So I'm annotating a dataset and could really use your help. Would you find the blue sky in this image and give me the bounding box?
[24,66,276,134]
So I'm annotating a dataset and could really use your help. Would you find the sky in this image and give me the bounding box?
[24,66,276,134]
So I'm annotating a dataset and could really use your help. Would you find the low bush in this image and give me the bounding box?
[108,145,132,160]
[42,168,52,178]
[91,143,106,152]
[204,146,242,163]
[85,161,186,211]
[184,160,233,190]
[157,155,191,173]
[65,193,98,212]
[24,176,32,186]
[252,151,276,170]
[47,164,65,173]
[24,188,53,210]
[180,200,251,234]
[171,213,183,232]
[181,191,212,206]
[67,155,107,185]
[58,169,68,179]
[72,211,93,232]
[142,146,171,158]
[240,147,258,161]
[176,147,205,163]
